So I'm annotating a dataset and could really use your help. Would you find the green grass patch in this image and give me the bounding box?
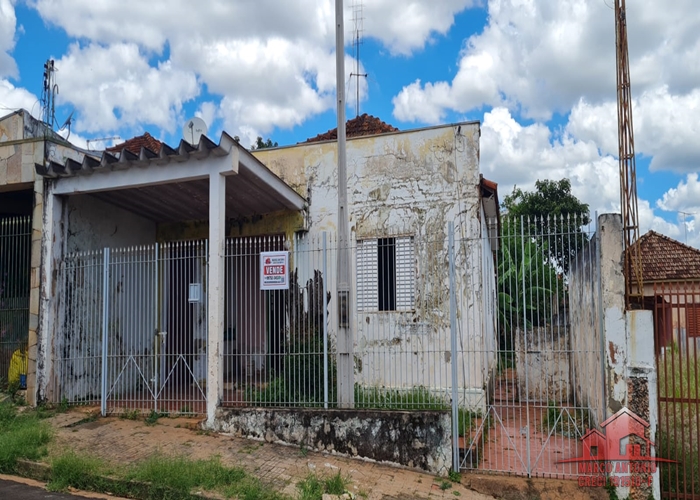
[297,470,349,500]
[49,451,291,500]
[0,401,52,473]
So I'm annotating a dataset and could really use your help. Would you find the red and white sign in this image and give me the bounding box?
[260,251,289,290]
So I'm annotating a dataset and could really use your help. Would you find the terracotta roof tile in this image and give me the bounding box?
[305,114,398,143]
[630,230,700,283]
[106,132,163,155]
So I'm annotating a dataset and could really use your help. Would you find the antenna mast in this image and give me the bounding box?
[41,59,58,129]
[350,0,367,117]
[615,0,643,309]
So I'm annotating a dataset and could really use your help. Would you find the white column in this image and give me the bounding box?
[37,185,64,403]
[206,172,226,424]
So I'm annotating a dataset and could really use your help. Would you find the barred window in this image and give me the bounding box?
[357,236,415,312]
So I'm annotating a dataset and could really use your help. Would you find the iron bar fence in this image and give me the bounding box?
[653,281,700,499]
[49,214,608,479]
[0,216,31,389]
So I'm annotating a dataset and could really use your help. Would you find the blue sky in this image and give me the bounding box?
[1,0,698,247]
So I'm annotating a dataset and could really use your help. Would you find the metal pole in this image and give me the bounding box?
[100,248,110,416]
[336,0,354,407]
[323,232,329,408]
[521,217,531,476]
[449,222,460,472]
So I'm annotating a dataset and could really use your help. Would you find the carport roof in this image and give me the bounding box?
[35,132,307,223]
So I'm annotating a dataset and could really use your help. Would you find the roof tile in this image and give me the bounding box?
[106,132,163,155]
[305,114,398,143]
[631,230,700,282]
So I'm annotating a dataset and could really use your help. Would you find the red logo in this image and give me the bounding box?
[558,407,677,488]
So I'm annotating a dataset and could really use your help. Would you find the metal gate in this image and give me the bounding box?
[654,282,700,499]
[0,216,31,388]
[455,215,604,478]
[53,241,208,415]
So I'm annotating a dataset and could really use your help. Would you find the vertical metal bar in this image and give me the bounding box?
[100,248,110,416]
[520,216,531,476]
[323,232,329,408]
[449,222,459,472]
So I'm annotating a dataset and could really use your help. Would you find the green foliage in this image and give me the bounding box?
[251,136,279,150]
[144,410,168,426]
[0,401,52,473]
[296,471,349,500]
[497,217,560,334]
[448,469,461,482]
[502,179,590,273]
[439,480,452,490]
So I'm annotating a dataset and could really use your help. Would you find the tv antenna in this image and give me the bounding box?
[350,0,367,117]
[41,59,58,129]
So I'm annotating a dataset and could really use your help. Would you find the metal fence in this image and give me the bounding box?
[457,215,604,478]
[52,241,208,415]
[653,282,700,499]
[0,216,31,389]
[50,215,605,479]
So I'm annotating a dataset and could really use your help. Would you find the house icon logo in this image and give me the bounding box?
[557,407,677,488]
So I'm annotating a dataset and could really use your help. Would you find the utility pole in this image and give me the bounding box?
[615,0,643,309]
[335,0,354,407]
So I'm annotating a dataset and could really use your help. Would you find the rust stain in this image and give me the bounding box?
[609,341,618,364]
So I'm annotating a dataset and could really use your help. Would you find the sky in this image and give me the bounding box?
[1,0,699,248]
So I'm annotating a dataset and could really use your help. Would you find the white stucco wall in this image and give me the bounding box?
[255,123,495,409]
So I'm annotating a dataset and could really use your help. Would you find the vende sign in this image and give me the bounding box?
[260,251,289,290]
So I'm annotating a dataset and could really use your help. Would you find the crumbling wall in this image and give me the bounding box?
[210,407,452,475]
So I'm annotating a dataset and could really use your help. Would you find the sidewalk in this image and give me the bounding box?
[46,408,489,500]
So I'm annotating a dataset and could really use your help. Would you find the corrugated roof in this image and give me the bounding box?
[631,230,700,283]
[106,132,163,155]
[305,114,398,143]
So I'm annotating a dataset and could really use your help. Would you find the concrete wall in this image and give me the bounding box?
[210,407,452,475]
[52,195,157,401]
[254,123,494,408]
[515,326,571,404]
[0,110,86,405]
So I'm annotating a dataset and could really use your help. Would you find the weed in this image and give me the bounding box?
[453,491,461,497]
[0,401,52,473]
[299,445,308,457]
[297,471,349,500]
[48,452,111,493]
[58,397,69,413]
[448,469,461,482]
[144,410,168,426]
[120,409,141,421]
[358,490,368,498]
[439,480,452,490]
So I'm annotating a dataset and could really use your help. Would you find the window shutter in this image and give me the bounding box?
[395,236,415,311]
[357,239,378,311]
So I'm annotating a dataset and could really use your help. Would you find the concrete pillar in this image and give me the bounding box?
[36,184,64,404]
[26,179,44,406]
[206,172,226,424]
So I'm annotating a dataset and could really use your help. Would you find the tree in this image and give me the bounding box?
[502,179,590,273]
[251,136,278,150]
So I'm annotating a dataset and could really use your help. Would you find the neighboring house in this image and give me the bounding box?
[0,110,86,401]
[28,113,499,420]
[631,231,700,351]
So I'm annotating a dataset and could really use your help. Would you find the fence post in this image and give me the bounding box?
[100,248,110,417]
[323,232,329,408]
[449,222,459,472]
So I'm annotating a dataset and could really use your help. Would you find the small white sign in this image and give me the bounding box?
[260,251,289,290]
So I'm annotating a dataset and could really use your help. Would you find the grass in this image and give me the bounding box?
[48,452,292,500]
[0,400,52,473]
[543,402,591,438]
[296,470,349,500]
[657,344,699,497]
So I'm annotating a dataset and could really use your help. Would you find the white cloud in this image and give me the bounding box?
[392,0,700,121]
[54,43,199,133]
[657,174,700,214]
[568,87,700,174]
[0,79,38,116]
[0,0,18,78]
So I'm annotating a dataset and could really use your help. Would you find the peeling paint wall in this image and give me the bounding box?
[515,326,571,403]
[210,407,452,475]
[54,194,157,400]
[254,124,494,407]
[1,110,86,405]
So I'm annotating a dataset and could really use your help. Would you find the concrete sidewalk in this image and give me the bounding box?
[46,408,489,500]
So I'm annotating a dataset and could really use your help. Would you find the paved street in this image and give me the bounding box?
[0,478,126,500]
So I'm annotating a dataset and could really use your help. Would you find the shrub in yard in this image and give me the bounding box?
[0,401,51,472]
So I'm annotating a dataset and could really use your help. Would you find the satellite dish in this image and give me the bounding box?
[183,117,208,145]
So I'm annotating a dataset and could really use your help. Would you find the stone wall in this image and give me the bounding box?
[210,407,452,475]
